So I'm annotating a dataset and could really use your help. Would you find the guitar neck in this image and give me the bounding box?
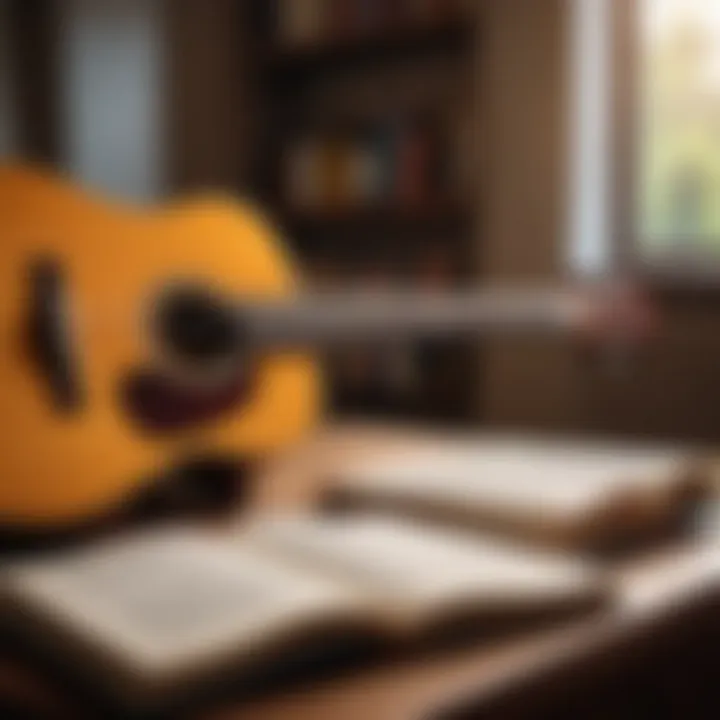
[155,284,643,375]
[240,288,590,350]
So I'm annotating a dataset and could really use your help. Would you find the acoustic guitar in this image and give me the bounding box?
[0,165,654,532]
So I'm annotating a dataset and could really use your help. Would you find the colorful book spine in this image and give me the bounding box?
[329,0,359,41]
[397,120,430,208]
[375,121,402,206]
[286,139,323,211]
[322,136,352,210]
[347,140,380,207]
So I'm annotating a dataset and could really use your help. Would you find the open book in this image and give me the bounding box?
[0,516,606,713]
[324,435,716,554]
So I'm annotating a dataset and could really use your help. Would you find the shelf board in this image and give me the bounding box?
[276,204,474,263]
[266,18,473,84]
[280,203,470,235]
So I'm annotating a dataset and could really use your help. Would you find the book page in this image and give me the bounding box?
[1,526,362,677]
[246,515,605,629]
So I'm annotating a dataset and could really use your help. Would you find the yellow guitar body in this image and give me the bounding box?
[0,165,321,529]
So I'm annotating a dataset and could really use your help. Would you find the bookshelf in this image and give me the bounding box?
[248,0,480,422]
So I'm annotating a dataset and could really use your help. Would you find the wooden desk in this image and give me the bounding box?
[2,425,720,719]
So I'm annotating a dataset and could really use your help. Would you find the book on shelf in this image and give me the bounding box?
[285,138,324,211]
[351,139,385,207]
[329,0,360,41]
[394,117,431,208]
[1,515,606,713]
[322,136,353,209]
[325,436,717,554]
[448,105,476,203]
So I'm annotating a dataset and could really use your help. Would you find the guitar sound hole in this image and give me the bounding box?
[122,369,250,432]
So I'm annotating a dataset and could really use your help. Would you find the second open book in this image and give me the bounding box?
[326,434,716,553]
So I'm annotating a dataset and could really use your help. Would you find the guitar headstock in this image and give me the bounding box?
[573,280,659,344]
[570,280,660,377]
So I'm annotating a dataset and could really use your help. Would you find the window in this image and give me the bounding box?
[569,0,720,275]
[639,0,720,255]
[569,0,613,275]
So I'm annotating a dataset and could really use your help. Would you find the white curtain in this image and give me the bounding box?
[58,0,167,202]
[567,0,613,275]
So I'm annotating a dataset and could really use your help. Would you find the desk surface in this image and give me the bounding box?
[2,424,720,720]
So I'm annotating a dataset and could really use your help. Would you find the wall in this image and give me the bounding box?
[166,0,250,193]
[477,0,585,432]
